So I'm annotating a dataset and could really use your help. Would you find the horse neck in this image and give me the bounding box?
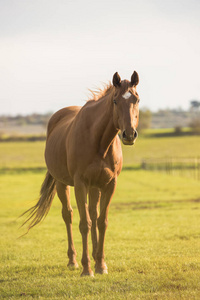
[93,92,119,158]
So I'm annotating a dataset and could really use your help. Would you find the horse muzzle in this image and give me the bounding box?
[122,130,138,145]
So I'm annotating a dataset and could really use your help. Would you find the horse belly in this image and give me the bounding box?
[45,133,74,186]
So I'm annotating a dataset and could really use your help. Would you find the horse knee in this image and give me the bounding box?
[62,208,73,224]
[97,217,108,232]
[79,219,92,235]
[89,208,98,222]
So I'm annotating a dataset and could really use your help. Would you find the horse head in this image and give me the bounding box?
[112,71,140,145]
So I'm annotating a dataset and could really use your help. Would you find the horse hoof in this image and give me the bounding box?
[67,261,79,269]
[81,269,94,277]
[95,263,108,274]
[95,268,108,274]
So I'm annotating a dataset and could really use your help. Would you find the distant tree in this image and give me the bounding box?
[174,125,182,135]
[189,100,200,133]
[189,118,200,133]
[190,100,200,111]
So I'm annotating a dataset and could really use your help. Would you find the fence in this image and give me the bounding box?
[141,157,200,181]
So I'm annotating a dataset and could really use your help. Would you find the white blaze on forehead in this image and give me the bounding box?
[122,91,132,99]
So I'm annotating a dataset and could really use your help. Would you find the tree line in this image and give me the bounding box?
[0,100,199,134]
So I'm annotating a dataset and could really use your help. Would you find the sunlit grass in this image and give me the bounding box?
[0,141,46,169]
[122,133,200,166]
[1,129,200,170]
[0,170,200,299]
[1,129,200,298]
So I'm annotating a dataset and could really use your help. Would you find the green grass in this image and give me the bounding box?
[122,133,200,166]
[0,170,200,299]
[0,141,46,169]
[1,129,200,170]
[1,129,200,299]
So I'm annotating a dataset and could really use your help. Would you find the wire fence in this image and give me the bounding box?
[141,157,200,181]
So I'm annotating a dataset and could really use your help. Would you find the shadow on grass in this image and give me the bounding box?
[0,167,47,174]
[0,166,141,174]
[147,131,200,138]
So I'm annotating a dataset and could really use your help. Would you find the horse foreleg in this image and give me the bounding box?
[89,187,101,261]
[74,177,93,276]
[56,182,78,268]
[95,178,116,274]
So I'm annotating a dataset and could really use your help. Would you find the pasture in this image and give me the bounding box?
[0,130,200,299]
[1,131,200,170]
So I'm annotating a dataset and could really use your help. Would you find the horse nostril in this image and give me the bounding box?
[122,131,126,139]
[134,130,138,139]
[122,130,137,141]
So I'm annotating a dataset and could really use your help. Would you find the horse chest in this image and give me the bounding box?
[83,158,119,188]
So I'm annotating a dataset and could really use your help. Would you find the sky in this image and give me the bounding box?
[0,0,200,115]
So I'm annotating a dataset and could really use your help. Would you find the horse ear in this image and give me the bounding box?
[131,71,139,86]
[112,72,121,87]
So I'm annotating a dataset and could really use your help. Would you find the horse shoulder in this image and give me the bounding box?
[109,135,123,175]
[81,136,122,188]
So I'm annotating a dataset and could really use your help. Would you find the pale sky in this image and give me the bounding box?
[0,0,200,115]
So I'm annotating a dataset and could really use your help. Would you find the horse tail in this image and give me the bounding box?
[21,171,56,233]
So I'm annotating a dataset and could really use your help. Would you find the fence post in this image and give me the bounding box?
[140,157,200,181]
[141,159,146,170]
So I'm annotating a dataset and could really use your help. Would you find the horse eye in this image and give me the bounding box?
[113,99,117,105]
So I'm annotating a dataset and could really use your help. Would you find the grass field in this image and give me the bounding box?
[0,131,200,170]
[0,130,200,299]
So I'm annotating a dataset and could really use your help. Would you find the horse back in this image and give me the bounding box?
[47,106,81,139]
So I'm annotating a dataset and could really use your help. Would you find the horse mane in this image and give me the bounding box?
[87,82,114,102]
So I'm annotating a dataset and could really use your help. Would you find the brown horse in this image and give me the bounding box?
[23,71,140,276]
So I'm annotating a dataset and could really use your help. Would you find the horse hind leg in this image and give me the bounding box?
[56,181,78,269]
